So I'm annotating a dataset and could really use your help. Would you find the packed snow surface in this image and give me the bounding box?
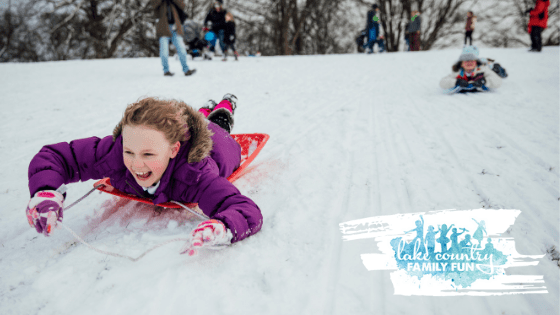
[0,47,558,314]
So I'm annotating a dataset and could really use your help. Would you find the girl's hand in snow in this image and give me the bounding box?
[26,190,64,236]
[180,219,232,256]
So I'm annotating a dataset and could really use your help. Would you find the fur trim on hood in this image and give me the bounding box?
[452,60,483,72]
[112,102,213,164]
[182,104,214,163]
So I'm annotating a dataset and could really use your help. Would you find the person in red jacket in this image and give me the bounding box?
[526,0,550,52]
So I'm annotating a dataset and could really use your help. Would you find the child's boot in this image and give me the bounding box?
[207,94,237,133]
[198,100,217,118]
[234,51,239,61]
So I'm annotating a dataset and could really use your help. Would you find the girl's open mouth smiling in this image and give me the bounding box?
[136,171,152,180]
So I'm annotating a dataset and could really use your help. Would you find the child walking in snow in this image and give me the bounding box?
[26,94,262,256]
[222,12,239,61]
[439,46,502,92]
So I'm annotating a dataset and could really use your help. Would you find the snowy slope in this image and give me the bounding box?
[0,47,558,315]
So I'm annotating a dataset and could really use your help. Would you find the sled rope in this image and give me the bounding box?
[59,222,188,262]
[170,201,209,220]
[56,184,202,262]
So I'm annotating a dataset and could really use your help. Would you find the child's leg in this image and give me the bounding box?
[231,44,239,59]
[214,99,234,113]
[199,108,212,117]
[207,94,237,133]
[159,36,171,73]
[199,100,217,118]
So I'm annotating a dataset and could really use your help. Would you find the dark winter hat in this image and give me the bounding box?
[372,4,379,9]
[457,45,481,62]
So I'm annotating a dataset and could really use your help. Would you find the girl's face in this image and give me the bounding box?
[226,14,231,21]
[462,60,477,72]
[122,125,180,188]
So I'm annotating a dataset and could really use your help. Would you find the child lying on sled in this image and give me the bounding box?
[26,94,262,256]
[440,46,502,92]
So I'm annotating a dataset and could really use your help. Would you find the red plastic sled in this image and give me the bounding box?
[94,133,269,209]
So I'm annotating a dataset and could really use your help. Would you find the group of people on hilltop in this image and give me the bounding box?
[202,1,239,60]
[151,0,239,77]
[359,0,550,54]
[358,4,422,53]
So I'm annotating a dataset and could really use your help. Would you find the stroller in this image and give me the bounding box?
[183,20,211,60]
[356,30,367,53]
[355,29,386,53]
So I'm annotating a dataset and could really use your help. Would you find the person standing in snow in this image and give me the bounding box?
[25,94,263,256]
[439,46,502,92]
[365,4,384,53]
[408,8,422,51]
[526,0,550,52]
[404,21,411,51]
[152,0,196,76]
[204,0,228,56]
[464,11,476,46]
[222,12,239,61]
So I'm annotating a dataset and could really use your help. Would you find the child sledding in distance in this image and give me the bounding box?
[26,94,263,256]
[440,46,502,92]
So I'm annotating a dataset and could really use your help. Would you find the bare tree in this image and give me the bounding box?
[34,0,156,59]
[232,0,354,56]
[0,1,44,62]
[351,0,469,52]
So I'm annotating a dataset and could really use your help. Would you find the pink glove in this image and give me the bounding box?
[26,190,64,236]
[180,219,232,256]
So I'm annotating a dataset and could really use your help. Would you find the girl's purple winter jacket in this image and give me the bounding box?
[28,122,263,243]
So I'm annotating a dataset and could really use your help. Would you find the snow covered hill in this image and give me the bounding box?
[0,47,558,315]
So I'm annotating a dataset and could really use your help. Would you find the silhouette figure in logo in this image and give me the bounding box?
[425,225,437,257]
[483,237,494,252]
[472,219,487,248]
[437,224,454,253]
[450,227,468,253]
[459,234,473,254]
[404,215,424,252]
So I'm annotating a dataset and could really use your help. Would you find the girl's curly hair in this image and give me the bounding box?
[112,97,192,144]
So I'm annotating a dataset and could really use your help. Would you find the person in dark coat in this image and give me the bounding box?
[404,21,411,51]
[365,4,382,53]
[408,8,422,51]
[151,0,195,76]
[222,12,239,61]
[204,1,228,55]
[526,0,550,52]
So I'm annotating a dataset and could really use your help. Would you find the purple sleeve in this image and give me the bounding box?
[28,136,116,196]
[194,174,263,243]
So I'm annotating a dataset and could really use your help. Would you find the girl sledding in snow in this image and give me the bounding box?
[440,46,502,93]
[26,94,263,256]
